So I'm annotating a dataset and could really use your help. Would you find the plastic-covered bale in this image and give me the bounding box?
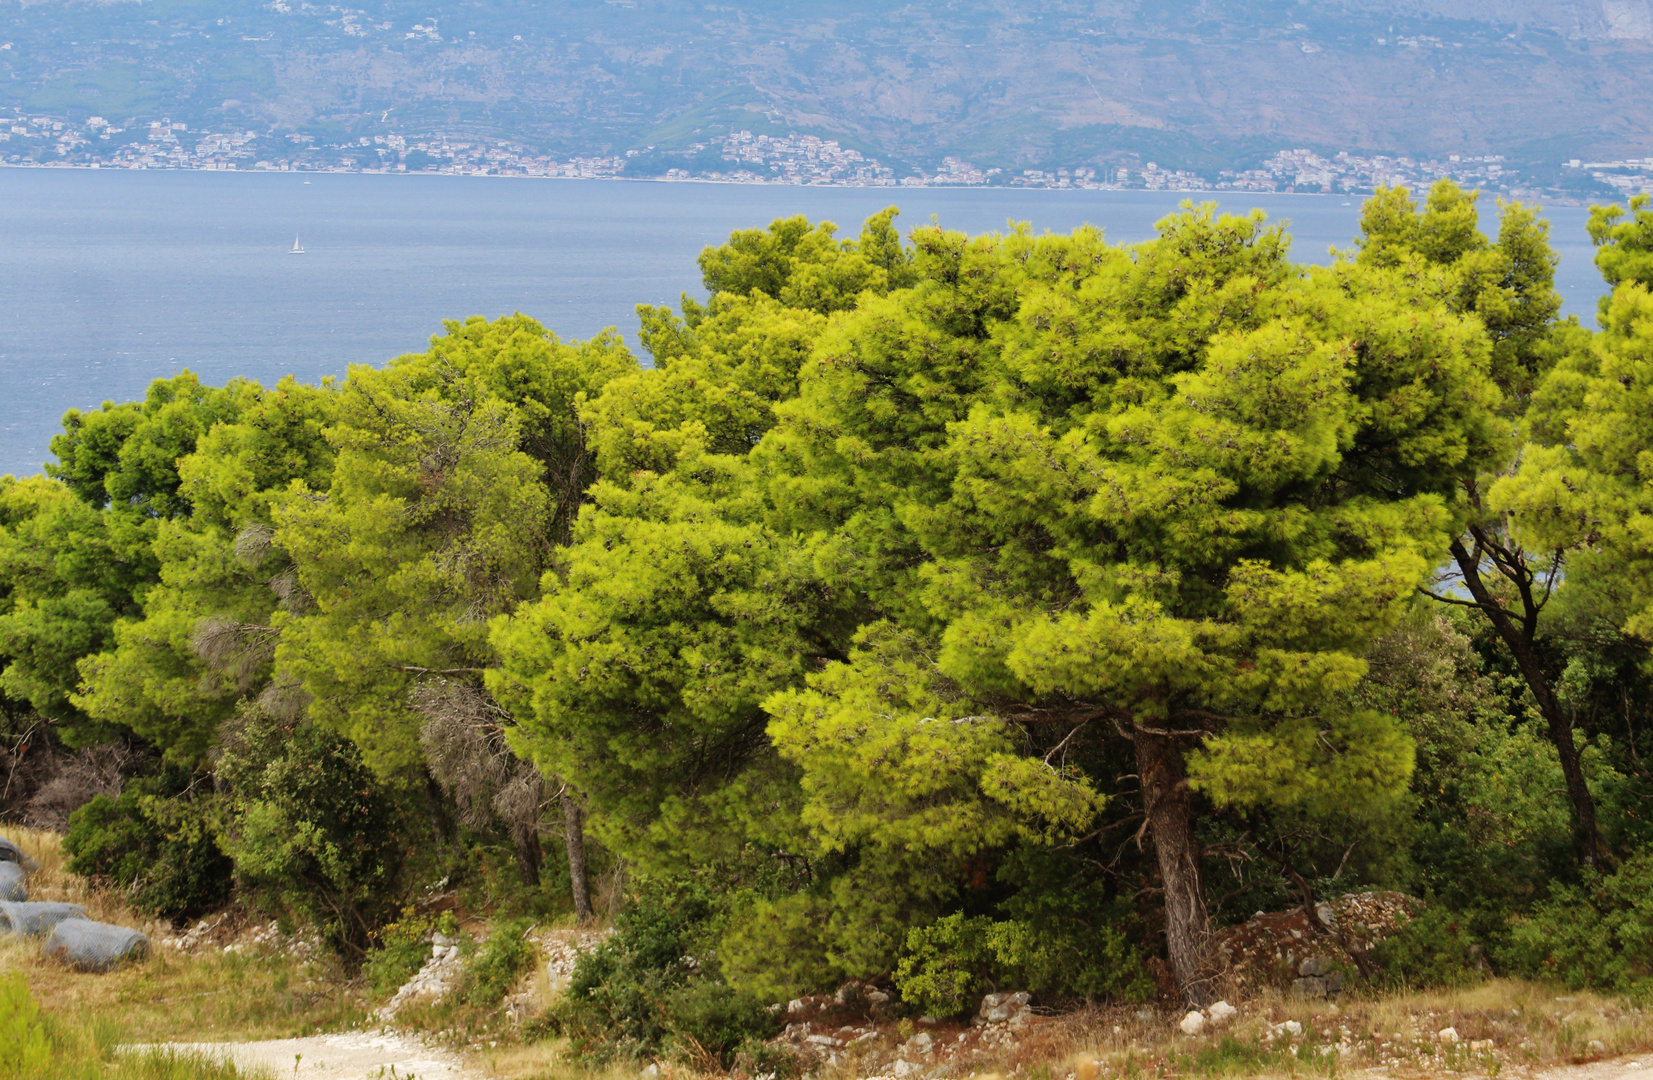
[0,835,38,871]
[0,901,87,936]
[42,919,147,973]
[0,862,25,902]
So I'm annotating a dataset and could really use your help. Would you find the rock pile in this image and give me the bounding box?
[776,988,1046,1076]
[158,914,321,959]
[1213,890,1420,998]
[376,931,468,1023]
[536,927,609,991]
[1178,999,1238,1036]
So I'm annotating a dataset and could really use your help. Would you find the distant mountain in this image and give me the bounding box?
[1,0,1650,177]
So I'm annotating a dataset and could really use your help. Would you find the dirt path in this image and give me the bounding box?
[149,1031,481,1080]
[143,1036,1653,1080]
[1538,1059,1651,1080]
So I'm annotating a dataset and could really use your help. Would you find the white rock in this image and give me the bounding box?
[893,1060,922,1077]
[1438,1027,1460,1044]
[1208,1001,1237,1023]
[978,990,1033,1024]
[641,1064,659,1077]
[1283,1020,1303,1036]
[1179,1011,1206,1035]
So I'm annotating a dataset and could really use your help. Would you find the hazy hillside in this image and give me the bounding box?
[1,0,1650,174]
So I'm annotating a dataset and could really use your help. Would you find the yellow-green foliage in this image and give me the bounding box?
[0,972,53,1076]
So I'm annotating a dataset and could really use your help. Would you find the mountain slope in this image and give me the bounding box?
[1,0,1649,172]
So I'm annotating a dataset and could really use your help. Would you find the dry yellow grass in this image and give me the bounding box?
[4,828,370,1044]
[956,981,1653,1080]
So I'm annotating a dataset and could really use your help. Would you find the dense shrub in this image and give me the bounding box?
[363,909,434,997]
[62,767,231,922]
[214,706,405,959]
[894,908,1151,1017]
[461,917,535,1006]
[1369,908,1485,990]
[893,914,1000,1016]
[1501,851,1653,994]
[543,876,780,1067]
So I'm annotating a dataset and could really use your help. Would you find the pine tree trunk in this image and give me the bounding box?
[1451,538,1603,867]
[423,767,456,845]
[510,821,543,887]
[562,791,593,922]
[1133,725,1211,1007]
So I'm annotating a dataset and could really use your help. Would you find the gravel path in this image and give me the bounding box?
[146,1031,480,1080]
[1540,1059,1652,1080]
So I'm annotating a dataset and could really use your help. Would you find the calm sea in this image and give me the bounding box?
[0,168,1609,478]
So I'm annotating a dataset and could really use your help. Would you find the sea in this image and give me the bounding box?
[0,168,1611,478]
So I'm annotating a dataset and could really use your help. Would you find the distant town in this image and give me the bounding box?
[3,108,1648,202]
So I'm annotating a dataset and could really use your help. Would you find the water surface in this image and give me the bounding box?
[0,169,1607,477]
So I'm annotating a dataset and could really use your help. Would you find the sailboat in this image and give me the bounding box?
[289,235,305,254]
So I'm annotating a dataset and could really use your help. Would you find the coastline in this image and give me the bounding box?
[0,159,1594,205]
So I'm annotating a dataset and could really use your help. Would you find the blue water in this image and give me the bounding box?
[0,169,1608,478]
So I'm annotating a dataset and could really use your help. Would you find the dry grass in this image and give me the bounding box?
[461,981,1653,1080]
[476,1049,641,1080]
[945,981,1653,1080]
[4,828,370,1044]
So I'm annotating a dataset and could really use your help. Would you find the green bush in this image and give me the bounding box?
[214,706,405,960]
[895,907,1151,1017]
[0,970,53,1076]
[894,914,998,1016]
[1501,850,1653,993]
[544,876,780,1067]
[364,909,434,997]
[1369,908,1484,990]
[462,918,535,1006]
[62,768,232,922]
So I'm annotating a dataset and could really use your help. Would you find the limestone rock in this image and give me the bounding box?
[976,990,1032,1025]
[1213,891,1420,997]
[1179,1010,1206,1035]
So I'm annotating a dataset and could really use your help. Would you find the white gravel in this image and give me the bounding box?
[143,1031,479,1079]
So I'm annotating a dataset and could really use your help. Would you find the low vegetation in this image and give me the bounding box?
[9,824,1653,1080]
